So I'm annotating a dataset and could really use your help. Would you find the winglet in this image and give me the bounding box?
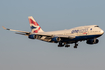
[2,26,10,30]
[2,26,6,30]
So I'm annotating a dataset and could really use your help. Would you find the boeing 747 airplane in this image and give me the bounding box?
[2,16,104,48]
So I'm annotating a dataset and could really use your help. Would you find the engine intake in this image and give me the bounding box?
[51,37,61,42]
[86,39,99,44]
[28,34,37,39]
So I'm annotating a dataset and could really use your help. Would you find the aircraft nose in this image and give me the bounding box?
[101,30,104,34]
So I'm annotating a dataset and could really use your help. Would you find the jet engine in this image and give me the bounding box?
[28,34,37,39]
[86,39,99,44]
[51,37,61,42]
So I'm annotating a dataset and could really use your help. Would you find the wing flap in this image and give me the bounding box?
[35,33,75,39]
[55,35,75,39]
[15,32,29,36]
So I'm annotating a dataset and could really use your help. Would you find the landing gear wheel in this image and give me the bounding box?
[58,42,64,47]
[74,43,78,48]
[76,44,78,46]
[58,45,64,47]
[74,46,77,48]
[65,45,70,48]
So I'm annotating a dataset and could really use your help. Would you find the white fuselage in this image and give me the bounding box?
[37,25,104,38]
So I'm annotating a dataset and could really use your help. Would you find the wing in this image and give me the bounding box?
[2,26,75,41]
[2,26,31,36]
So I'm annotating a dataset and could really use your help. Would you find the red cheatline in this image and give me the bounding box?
[83,32,87,34]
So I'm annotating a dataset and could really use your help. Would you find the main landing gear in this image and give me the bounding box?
[58,42,78,48]
[58,42,64,47]
[74,43,78,48]
[58,42,70,48]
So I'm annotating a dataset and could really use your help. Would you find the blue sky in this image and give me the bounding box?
[0,0,105,70]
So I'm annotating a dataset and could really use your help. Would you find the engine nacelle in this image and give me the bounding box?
[28,34,37,39]
[51,37,61,42]
[86,39,99,44]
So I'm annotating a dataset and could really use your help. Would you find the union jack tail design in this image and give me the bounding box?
[28,16,44,33]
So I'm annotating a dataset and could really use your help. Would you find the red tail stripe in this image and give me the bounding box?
[38,27,41,30]
[33,27,41,33]
[34,30,38,33]
[29,19,39,26]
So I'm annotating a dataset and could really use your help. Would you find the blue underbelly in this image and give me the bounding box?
[62,35,101,42]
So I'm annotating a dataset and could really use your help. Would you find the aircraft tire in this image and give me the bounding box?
[74,46,77,48]
[65,45,70,48]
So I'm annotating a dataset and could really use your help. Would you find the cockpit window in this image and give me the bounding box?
[94,26,99,27]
